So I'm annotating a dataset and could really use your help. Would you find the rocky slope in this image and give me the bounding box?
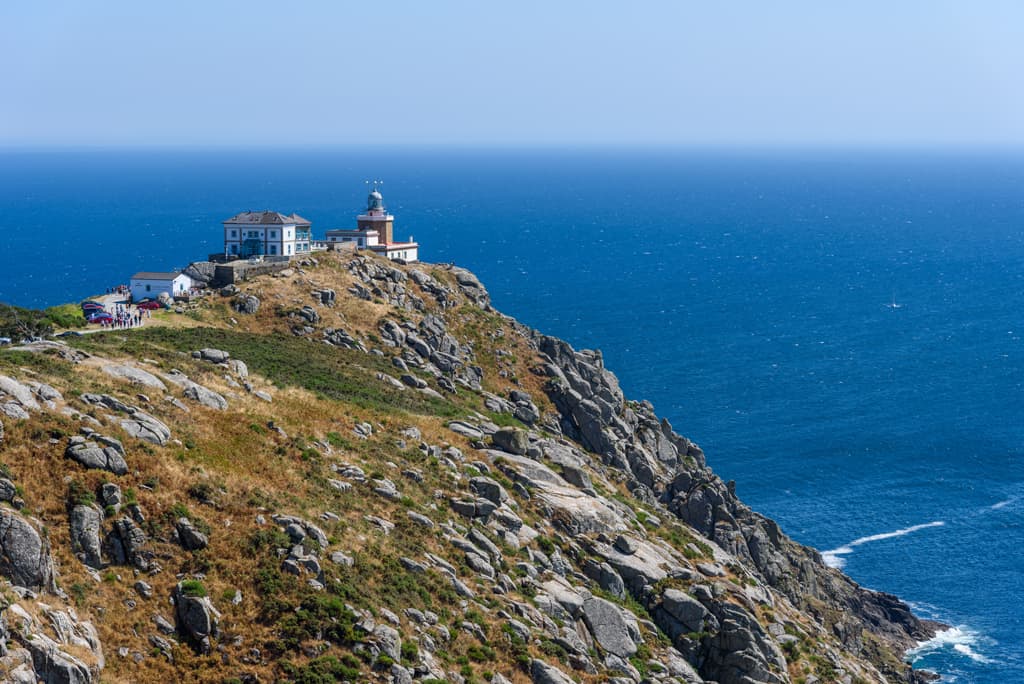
[0,251,937,683]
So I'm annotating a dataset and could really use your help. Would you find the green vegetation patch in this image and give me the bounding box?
[44,303,87,329]
[0,302,55,339]
[0,348,74,380]
[281,654,361,683]
[69,327,461,417]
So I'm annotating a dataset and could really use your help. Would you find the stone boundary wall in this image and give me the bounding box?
[212,261,292,288]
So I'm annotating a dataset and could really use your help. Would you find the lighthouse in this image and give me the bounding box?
[324,183,419,262]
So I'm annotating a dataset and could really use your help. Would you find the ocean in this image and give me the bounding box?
[1,148,1022,682]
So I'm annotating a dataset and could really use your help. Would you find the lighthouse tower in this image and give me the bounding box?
[357,185,394,244]
[323,182,419,262]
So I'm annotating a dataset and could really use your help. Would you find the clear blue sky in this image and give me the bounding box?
[3,1,1023,147]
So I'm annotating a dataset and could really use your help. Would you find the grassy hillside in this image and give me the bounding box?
[0,252,928,684]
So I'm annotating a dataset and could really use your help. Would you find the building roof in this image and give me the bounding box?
[131,271,185,281]
[223,211,312,226]
[325,228,379,235]
[370,241,419,250]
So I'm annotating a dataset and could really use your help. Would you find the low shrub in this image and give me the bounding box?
[44,303,87,330]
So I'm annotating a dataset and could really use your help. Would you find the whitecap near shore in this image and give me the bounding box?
[907,626,993,666]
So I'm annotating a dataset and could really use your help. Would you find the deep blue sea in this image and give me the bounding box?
[2,149,1022,682]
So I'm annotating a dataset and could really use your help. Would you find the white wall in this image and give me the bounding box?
[130,274,193,301]
[225,222,309,256]
[380,246,418,262]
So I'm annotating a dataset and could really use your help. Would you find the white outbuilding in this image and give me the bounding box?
[130,271,194,301]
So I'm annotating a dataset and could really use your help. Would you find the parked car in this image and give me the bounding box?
[136,300,163,310]
[81,301,105,311]
[56,331,84,338]
[86,312,113,324]
[0,337,11,346]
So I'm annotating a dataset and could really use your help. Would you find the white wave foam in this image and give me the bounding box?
[821,521,944,569]
[990,498,1015,510]
[821,545,852,569]
[907,626,993,665]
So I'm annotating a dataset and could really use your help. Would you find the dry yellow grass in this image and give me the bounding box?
[2,251,868,684]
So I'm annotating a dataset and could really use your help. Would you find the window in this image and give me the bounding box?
[287,245,292,255]
[231,244,238,254]
[269,245,277,255]
[270,231,276,238]
[230,230,237,237]
[146,284,151,292]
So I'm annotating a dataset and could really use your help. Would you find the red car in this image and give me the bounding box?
[136,300,163,310]
[86,311,113,324]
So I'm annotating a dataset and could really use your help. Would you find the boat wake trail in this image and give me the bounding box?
[821,521,945,569]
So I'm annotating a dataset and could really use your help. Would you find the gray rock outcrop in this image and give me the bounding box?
[232,294,260,315]
[0,477,15,502]
[0,375,40,411]
[525,321,936,681]
[100,364,166,390]
[69,505,104,569]
[448,421,484,439]
[194,348,230,364]
[451,268,490,308]
[491,427,529,455]
[182,382,228,410]
[176,518,209,551]
[103,518,150,570]
[0,511,56,591]
[530,659,576,684]
[1,602,103,684]
[80,394,171,446]
[1,402,30,420]
[65,436,128,475]
[172,583,220,654]
[183,261,216,285]
[468,476,507,505]
[373,624,401,662]
[580,596,638,659]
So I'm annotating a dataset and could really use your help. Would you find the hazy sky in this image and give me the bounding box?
[3,1,1023,147]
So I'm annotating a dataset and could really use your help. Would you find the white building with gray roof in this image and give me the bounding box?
[130,271,194,301]
[223,211,312,259]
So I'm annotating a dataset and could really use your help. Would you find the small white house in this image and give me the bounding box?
[130,271,194,301]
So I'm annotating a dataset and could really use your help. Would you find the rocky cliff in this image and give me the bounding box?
[0,252,937,683]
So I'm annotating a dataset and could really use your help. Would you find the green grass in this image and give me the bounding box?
[44,303,88,329]
[0,348,75,379]
[281,654,361,683]
[68,326,462,417]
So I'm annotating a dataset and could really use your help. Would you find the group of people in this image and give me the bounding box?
[97,303,151,329]
[105,284,130,297]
